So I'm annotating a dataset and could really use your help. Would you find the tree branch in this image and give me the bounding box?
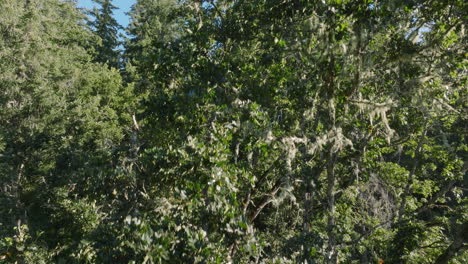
[249,178,283,222]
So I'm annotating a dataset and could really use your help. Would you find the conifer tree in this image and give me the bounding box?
[0,0,134,262]
[88,0,122,69]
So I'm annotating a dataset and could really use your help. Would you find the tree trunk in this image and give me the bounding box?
[302,165,318,262]
[326,152,338,264]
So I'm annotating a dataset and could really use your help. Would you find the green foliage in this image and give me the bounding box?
[87,0,122,69]
[0,0,466,263]
[0,0,135,262]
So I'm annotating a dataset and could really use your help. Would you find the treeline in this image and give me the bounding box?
[0,0,466,263]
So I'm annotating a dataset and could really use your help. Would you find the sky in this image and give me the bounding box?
[77,0,135,28]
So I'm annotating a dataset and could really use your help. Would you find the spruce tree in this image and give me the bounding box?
[88,0,122,69]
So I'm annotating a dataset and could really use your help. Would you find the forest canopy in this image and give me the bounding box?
[0,0,466,263]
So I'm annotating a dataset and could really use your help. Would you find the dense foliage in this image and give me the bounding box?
[0,0,466,263]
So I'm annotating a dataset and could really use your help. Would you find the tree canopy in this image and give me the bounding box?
[0,0,466,263]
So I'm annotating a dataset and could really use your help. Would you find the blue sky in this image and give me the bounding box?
[77,0,135,28]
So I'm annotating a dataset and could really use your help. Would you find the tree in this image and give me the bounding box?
[88,0,122,69]
[0,0,135,262]
[122,0,467,263]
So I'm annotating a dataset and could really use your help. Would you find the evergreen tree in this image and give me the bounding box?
[0,0,134,262]
[88,0,122,69]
